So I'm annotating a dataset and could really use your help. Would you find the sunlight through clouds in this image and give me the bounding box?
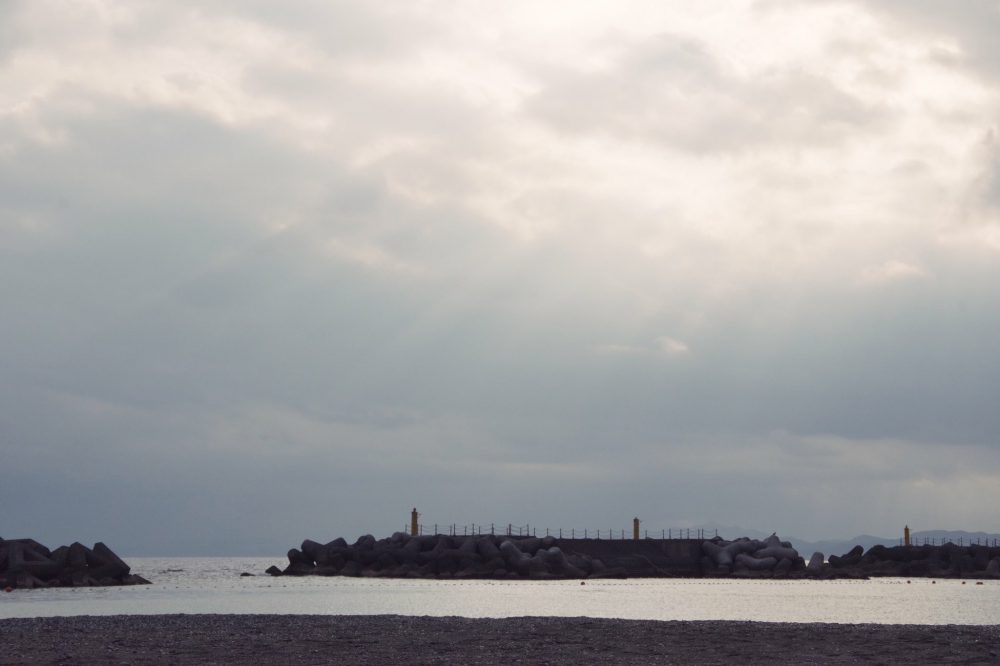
[1,0,999,552]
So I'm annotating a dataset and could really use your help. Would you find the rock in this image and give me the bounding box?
[376,553,398,570]
[518,538,542,556]
[476,537,501,561]
[774,558,793,576]
[301,540,326,564]
[806,552,824,572]
[542,547,568,570]
[265,566,283,576]
[340,561,362,577]
[283,562,315,576]
[703,539,759,572]
[829,545,864,568]
[90,542,130,579]
[734,554,777,571]
[526,554,549,575]
[48,546,69,569]
[67,543,89,570]
[0,538,145,589]
[458,538,478,557]
[499,541,530,576]
[567,554,592,574]
[754,545,798,561]
[287,548,311,566]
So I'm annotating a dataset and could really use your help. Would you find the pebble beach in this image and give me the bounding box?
[2,615,999,664]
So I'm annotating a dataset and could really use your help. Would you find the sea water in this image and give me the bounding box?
[2,557,999,624]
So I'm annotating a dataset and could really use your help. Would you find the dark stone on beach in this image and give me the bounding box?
[265,566,283,576]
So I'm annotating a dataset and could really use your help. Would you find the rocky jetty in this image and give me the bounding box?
[823,542,1000,579]
[0,537,150,589]
[270,531,1000,580]
[702,536,1000,579]
[269,532,620,580]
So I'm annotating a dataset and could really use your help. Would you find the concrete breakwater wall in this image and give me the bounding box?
[1,537,150,589]
[268,531,1000,580]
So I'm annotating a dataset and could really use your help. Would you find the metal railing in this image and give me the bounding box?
[405,524,718,540]
[902,537,1000,547]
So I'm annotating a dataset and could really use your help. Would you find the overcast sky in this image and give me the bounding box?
[2,1,999,555]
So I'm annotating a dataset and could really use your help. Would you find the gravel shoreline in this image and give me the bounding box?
[1,615,998,664]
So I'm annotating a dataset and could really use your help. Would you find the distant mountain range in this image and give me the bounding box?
[693,524,1000,559]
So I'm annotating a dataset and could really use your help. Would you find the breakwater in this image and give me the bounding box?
[1,537,150,589]
[268,531,1000,580]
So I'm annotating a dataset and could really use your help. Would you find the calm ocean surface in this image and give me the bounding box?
[3,557,999,624]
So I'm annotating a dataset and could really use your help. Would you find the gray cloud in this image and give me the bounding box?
[2,1,1000,553]
[849,0,1000,83]
[528,32,887,153]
